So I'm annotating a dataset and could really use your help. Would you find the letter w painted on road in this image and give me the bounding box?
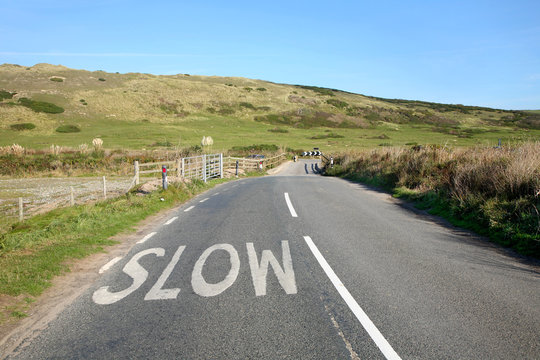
[247,241,297,296]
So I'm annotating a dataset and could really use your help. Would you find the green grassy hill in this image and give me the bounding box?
[1,63,538,151]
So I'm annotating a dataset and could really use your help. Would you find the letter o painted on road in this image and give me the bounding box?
[191,244,240,297]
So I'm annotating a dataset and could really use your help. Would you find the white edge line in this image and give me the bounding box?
[303,236,401,360]
[164,216,178,225]
[199,198,209,203]
[184,205,195,212]
[284,192,298,217]
[137,231,157,244]
[98,257,122,274]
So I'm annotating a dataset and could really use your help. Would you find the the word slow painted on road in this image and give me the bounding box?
[93,241,297,305]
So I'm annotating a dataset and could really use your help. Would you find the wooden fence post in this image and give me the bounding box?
[19,197,23,222]
[70,186,75,206]
[176,158,181,178]
[220,153,223,179]
[203,154,207,182]
[103,176,107,199]
[181,158,185,179]
[134,161,140,185]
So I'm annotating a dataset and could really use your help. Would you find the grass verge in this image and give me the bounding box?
[324,143,540,258]
[0,175,260,321]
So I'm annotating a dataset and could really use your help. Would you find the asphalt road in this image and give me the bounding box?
[7,160,540,359]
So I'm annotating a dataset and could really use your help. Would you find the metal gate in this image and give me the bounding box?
[181,154,223,182]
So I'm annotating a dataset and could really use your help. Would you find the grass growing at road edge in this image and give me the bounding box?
[0,178,228,314]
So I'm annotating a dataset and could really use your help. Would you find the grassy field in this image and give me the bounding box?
[1,63,538,153]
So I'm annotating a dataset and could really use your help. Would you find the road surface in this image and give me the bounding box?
[6,160,540,359]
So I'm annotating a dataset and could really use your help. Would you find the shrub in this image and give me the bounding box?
[296,85,335,96]
[56,125,81,133]
[18,98,64,114]
[231,144,279,152]
[257,106,271,111]
[239,102,256,110]
[243,87,253,92]
[218,108,235,115]
[10,123,36,131]
[256,87,267,91]
[98,78,106,81]
[0,90,16,100]
[50,77,63,82]
[326,99,349,109]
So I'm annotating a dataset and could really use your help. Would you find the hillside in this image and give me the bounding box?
[0,63,538,151]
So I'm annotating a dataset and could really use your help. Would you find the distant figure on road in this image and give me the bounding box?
[330,157,334,168]
[294,155,298,162]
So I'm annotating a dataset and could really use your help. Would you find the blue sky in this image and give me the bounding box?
[2,0,539,109]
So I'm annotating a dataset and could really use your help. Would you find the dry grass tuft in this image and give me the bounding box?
[327,142,540,256]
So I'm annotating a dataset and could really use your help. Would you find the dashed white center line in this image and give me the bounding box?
[284,192,298,217]
[212,192,220,196]
[303,236,402,360]
[184,205,195,212]
[199,198,209,203]
[137,231,156,244]
[164,216,178,225]
[99,257,122,274]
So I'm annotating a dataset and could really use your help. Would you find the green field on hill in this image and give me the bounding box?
[1,63,538,152]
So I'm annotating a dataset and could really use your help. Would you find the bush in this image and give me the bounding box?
[18,98,64,114]
[218,108,235,115]
[50,77,63,82]
[243,87,253,92]
[256,87,267,91]
[296,85,335,96]
[56,125,81,133]
[10,123,36,131]
[0,90,16,100]
[326,99,349,109]
[98,78,106,82]
[239,102,256,110]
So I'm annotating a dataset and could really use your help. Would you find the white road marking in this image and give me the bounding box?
[303,236,402,360]
[184,205,195,212]
[93,248,164,305]
[137,232,156,244]
[98,257,122,274]
[212,192,220,196]
[247,241,297,296]
[191,244,240,297]
[284,193,298,217]
[145,246,185,300]
[164,216,178,225]
[199,198,209,203]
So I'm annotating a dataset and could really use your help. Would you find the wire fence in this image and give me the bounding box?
[1,153,287,225]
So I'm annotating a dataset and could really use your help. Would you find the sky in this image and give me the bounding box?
[1,0,539,110]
